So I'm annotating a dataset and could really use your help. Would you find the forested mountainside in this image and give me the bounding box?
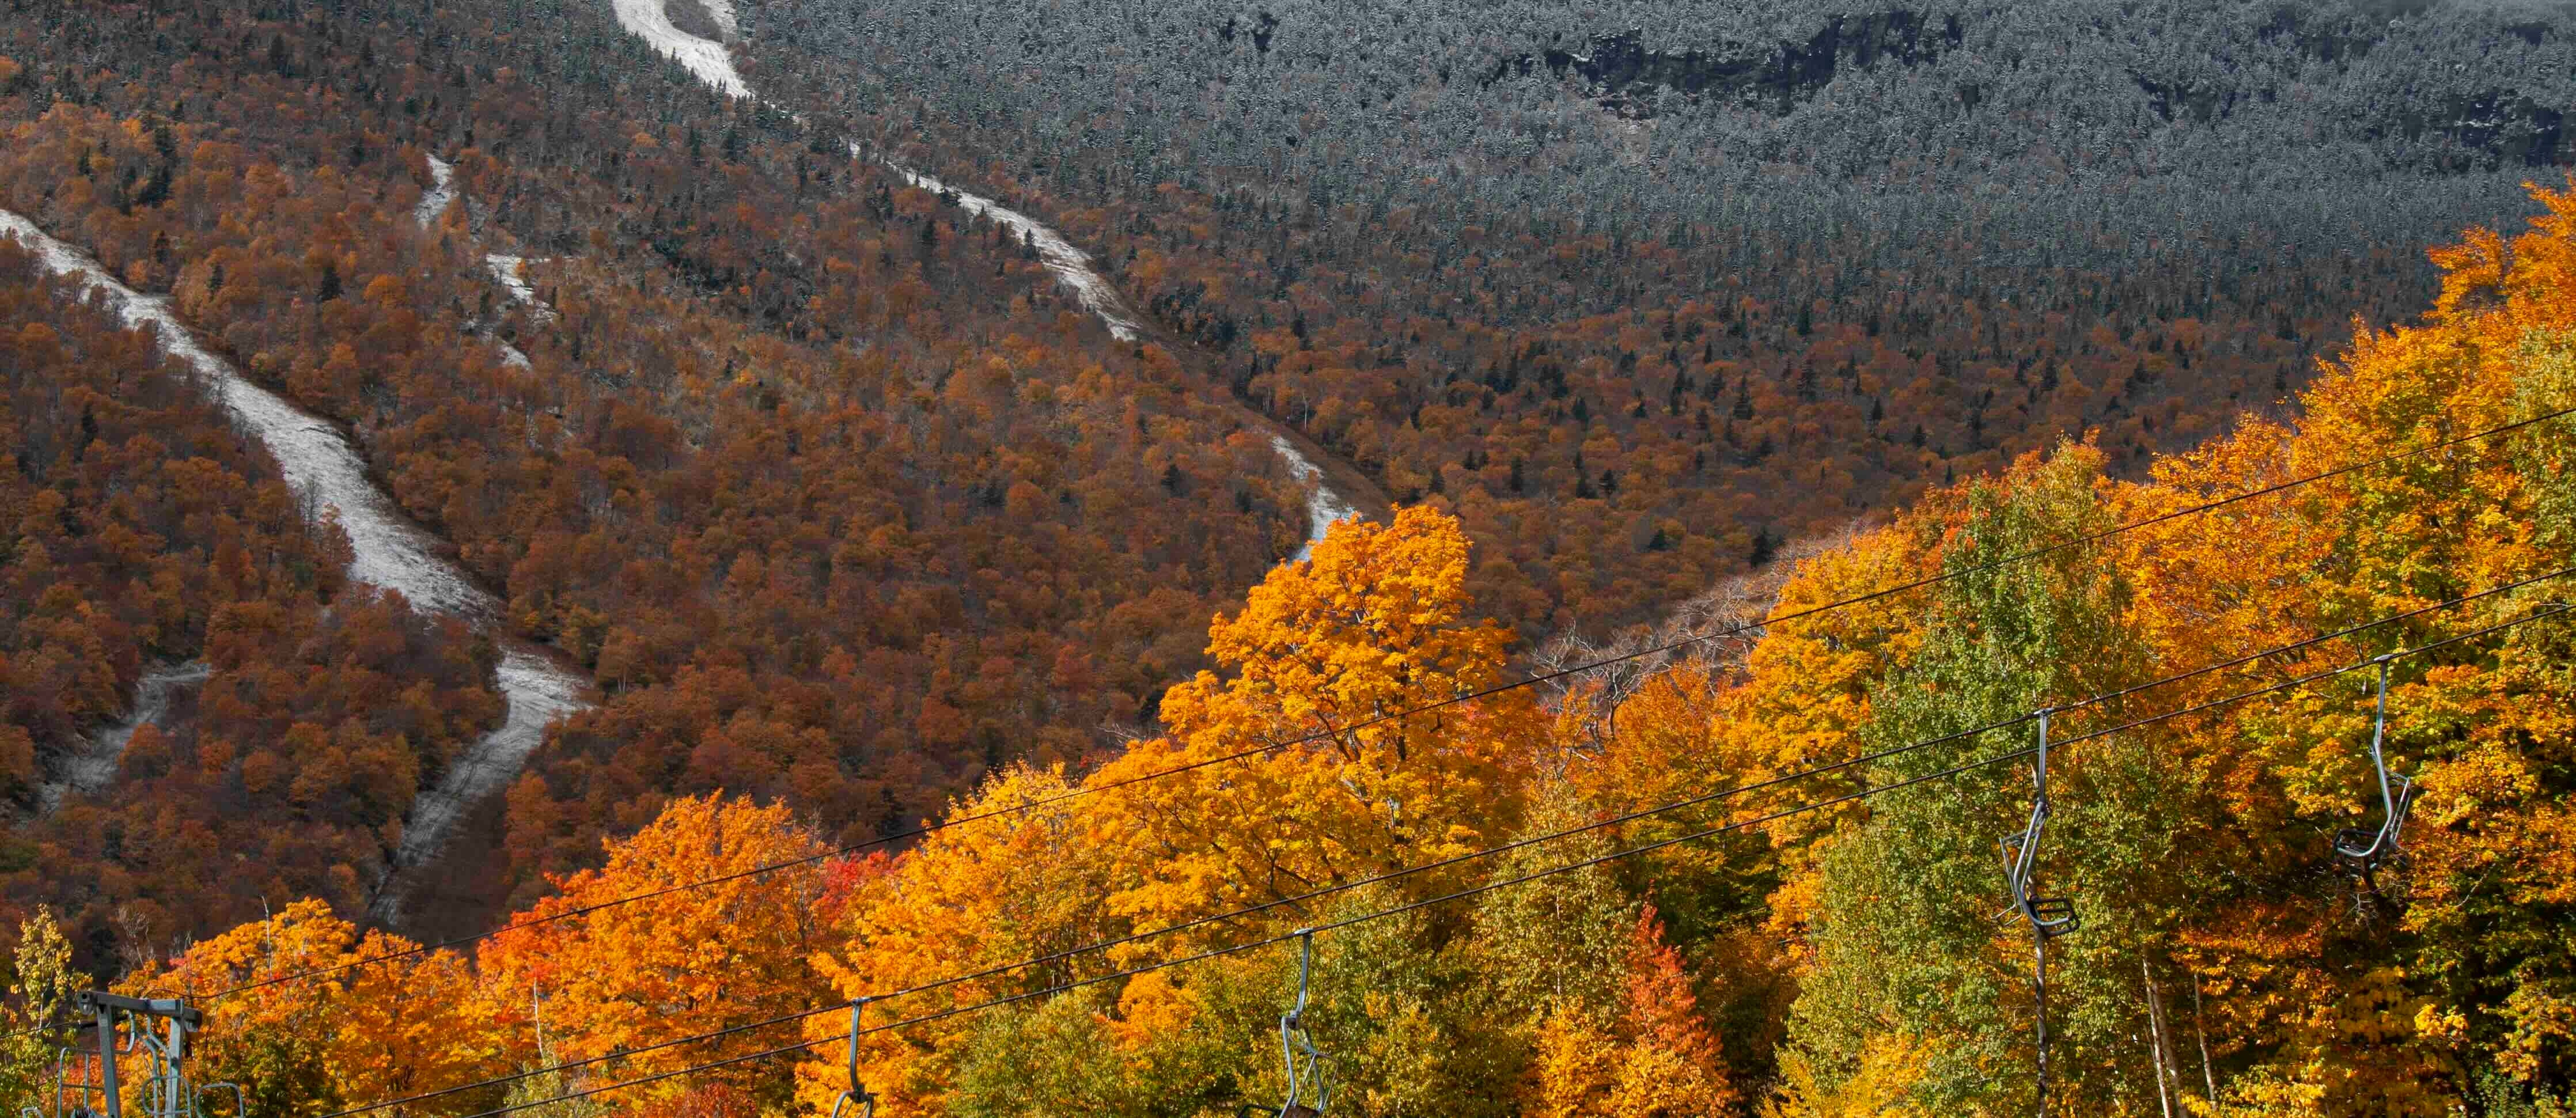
[0,0,1339,953]
[0,239,507,958]
[753,0,2570,633]
[8,185,2570,1117]
[4,0,2576,1112]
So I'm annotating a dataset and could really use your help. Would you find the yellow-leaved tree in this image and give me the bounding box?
[800,507,1550,1115]
[115,899,494,1116]
[474,794,842,1111]
[1092,506,1542,943]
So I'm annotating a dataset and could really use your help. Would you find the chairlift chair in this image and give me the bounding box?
[55,992,244,1118]
[1998,710,2079,941]
[43,1040,109,1118]
[1999,709,2078,1117]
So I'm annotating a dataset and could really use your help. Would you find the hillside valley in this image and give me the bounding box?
[1,0,2574,1115]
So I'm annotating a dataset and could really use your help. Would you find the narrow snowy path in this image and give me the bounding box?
[415,155,460,227]
[35,661,210,816]
[365,647,585,923]
[2,212,490,618]
[422,156,541,366]
[482,255,554,319]
[0,210,590,924]
[870,150,1146,342]
[1271,437,1360,561]
[596,2,1357,545]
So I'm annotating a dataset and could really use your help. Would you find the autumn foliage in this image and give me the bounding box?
[0,0,1336,946]
[0,240,502,965]
[19,181,2554,1115]
[2,0,2576,1112]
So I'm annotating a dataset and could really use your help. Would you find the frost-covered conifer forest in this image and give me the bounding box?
[4,0,2575,1113]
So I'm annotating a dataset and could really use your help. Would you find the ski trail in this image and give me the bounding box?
[482,255,556,320]
[593,0,1359,542]
[416,155,460,227]
[0,210,589,924]
[1270,436,1359,562]
[867,149,1147,343]
[700,0,740,39]
[610,0,750,98]
[365,647,585,924]
[418,156,547,366]
[2,212,489,619]
[36,662,211,816]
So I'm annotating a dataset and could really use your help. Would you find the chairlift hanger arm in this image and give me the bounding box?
[2335,654,2416,864]
[74,992,203,1029]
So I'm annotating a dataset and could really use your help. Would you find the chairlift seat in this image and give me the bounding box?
[2029,897,2079,938]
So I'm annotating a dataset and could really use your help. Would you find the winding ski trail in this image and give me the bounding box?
[1271,437,1361,560]
[0,209,591,926]
[602,2,1364,547]
[422,156,541,366]
[367,646,588,924]
[611,0,750,98]
[415,155,460,226]
[871,151,1146,342]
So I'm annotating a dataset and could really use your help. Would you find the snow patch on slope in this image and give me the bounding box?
[611,0,749,97]
[0,210,589,922]
[36,662,210,816]
[1271,436,1359,562]
[414,158,540,366]
[416,155,460,227]
[700,0,740,39]
[367,648,585,924]
[870,150,1146,343]
[483,255,556,320]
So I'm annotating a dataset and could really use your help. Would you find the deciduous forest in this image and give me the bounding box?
[4,0,1328,944]
[3,0,2574,1113]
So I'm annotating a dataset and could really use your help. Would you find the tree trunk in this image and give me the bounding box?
[2144,957,2175,1118]
[2192,975,2218,1105]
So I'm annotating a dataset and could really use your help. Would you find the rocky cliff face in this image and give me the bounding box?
[1486,14,1962,116]
[1490,5,2571,170]
[2123,5,2570,168]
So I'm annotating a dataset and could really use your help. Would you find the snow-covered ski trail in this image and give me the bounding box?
[598,3,1358,546]
[611,0,750,98]
[421,155,543,366]
[35,661,211,816]
[0,210,590,925]
[416,155,461,227]
[869,151,1146,342]
[1,211,489,618]
[1271,436,1360,562]
[482,255,554,320]
[366,647,586,923]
